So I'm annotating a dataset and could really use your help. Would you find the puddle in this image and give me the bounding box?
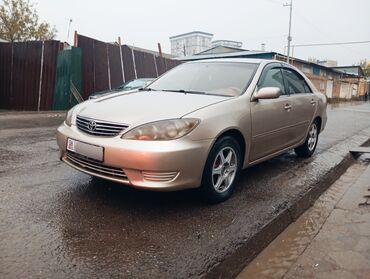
[237,162,367,279]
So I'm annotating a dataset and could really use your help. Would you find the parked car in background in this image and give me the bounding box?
[89,78,155,99]
[57,59,327,203]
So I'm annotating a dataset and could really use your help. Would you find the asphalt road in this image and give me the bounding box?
[1,103,370,278]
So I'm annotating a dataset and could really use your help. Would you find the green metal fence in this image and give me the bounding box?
[53,47,82,110]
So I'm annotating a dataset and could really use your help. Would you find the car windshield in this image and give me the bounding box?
[148,62,258,96]
[119,79,153,90]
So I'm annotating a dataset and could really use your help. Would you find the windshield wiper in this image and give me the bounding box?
[139,87,157,91]
[161,89,207,95]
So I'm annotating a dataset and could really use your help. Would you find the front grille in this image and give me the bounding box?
[76,115,128,137]
[64,152,129,183]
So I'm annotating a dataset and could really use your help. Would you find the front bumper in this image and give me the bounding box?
[56,122,212,191]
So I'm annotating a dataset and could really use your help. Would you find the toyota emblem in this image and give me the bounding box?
[88,121,97,131]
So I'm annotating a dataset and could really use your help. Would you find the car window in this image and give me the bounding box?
[125,79,147,88]
[148,62,258,97]
[258,67,286,95]
[282,68,312,94]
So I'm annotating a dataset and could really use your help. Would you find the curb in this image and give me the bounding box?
[0,110,66,115]
[0,113,66,130]
[204,138,370,278]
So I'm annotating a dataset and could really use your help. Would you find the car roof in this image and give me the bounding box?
[188,58,271,64]
[134,78,155,81]
[187,58,297,70]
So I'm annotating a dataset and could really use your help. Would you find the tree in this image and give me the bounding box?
[0,0,57,42]
[356,59,370,77]
[365,65,370,78]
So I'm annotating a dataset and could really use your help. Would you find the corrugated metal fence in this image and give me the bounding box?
[0,40,59,110]
[77,35,181,99]
[0,35,181,111]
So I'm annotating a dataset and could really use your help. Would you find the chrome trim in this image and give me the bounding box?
[142,171,179,182]
[76,115,128,137]
[64,152,129,183]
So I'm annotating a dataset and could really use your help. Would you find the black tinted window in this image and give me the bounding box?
[282,68,312,94]
[259,67,286,95]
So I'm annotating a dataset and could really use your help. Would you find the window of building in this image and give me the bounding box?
[313,67,320,76]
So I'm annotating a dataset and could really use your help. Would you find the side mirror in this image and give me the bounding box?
[254,87,281,100]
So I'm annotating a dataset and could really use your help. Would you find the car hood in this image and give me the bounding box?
[77,91,230,126]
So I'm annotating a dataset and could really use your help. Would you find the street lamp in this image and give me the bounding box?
[66,18,73,42]
[284,0,293,63]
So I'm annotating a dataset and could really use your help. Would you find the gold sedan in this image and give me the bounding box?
[56,59,327,203]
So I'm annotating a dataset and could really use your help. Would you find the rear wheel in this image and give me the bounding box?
[295,120,319,158]
[201,136,242,203]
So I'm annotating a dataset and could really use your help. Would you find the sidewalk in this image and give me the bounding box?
[0,112,65,129]
[286,160,370,279]
[238,158,370,279]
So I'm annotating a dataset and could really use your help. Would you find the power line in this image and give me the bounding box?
[292,10,365,57]
[291,41,370,47]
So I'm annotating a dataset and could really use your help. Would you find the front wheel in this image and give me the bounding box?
[295,120,319,158]
[201,136,242,204]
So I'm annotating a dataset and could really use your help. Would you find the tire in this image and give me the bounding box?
[201,136,242,204]
[295,120,319,158]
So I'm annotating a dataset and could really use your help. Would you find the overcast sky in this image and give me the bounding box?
[35,0,370,65]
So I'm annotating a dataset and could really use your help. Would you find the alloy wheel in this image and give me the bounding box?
[308,123,318,151]
[211,147,238,193]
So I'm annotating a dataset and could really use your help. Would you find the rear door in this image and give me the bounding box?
[250,63,294,161]
[281,67,317,145]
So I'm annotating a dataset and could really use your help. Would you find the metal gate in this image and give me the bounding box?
[340,83,351,99]
[53,47,82,110]
[326,80,333,99]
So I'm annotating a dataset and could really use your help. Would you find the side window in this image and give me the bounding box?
[282,68,312,94]
[258,67,286,95]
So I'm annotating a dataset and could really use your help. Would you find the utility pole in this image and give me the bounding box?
[66,19,73,42]
[284,0,293,63]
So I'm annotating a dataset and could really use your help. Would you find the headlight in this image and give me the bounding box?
[65,106,76,126]
[122,119,200,140]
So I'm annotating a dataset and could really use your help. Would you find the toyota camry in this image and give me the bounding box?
[56,59,327,203]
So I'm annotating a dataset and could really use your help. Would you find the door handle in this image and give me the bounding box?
[284,104,292,111]
[310,99,316,105]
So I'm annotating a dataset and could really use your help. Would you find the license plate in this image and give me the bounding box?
[67,138,104,162]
